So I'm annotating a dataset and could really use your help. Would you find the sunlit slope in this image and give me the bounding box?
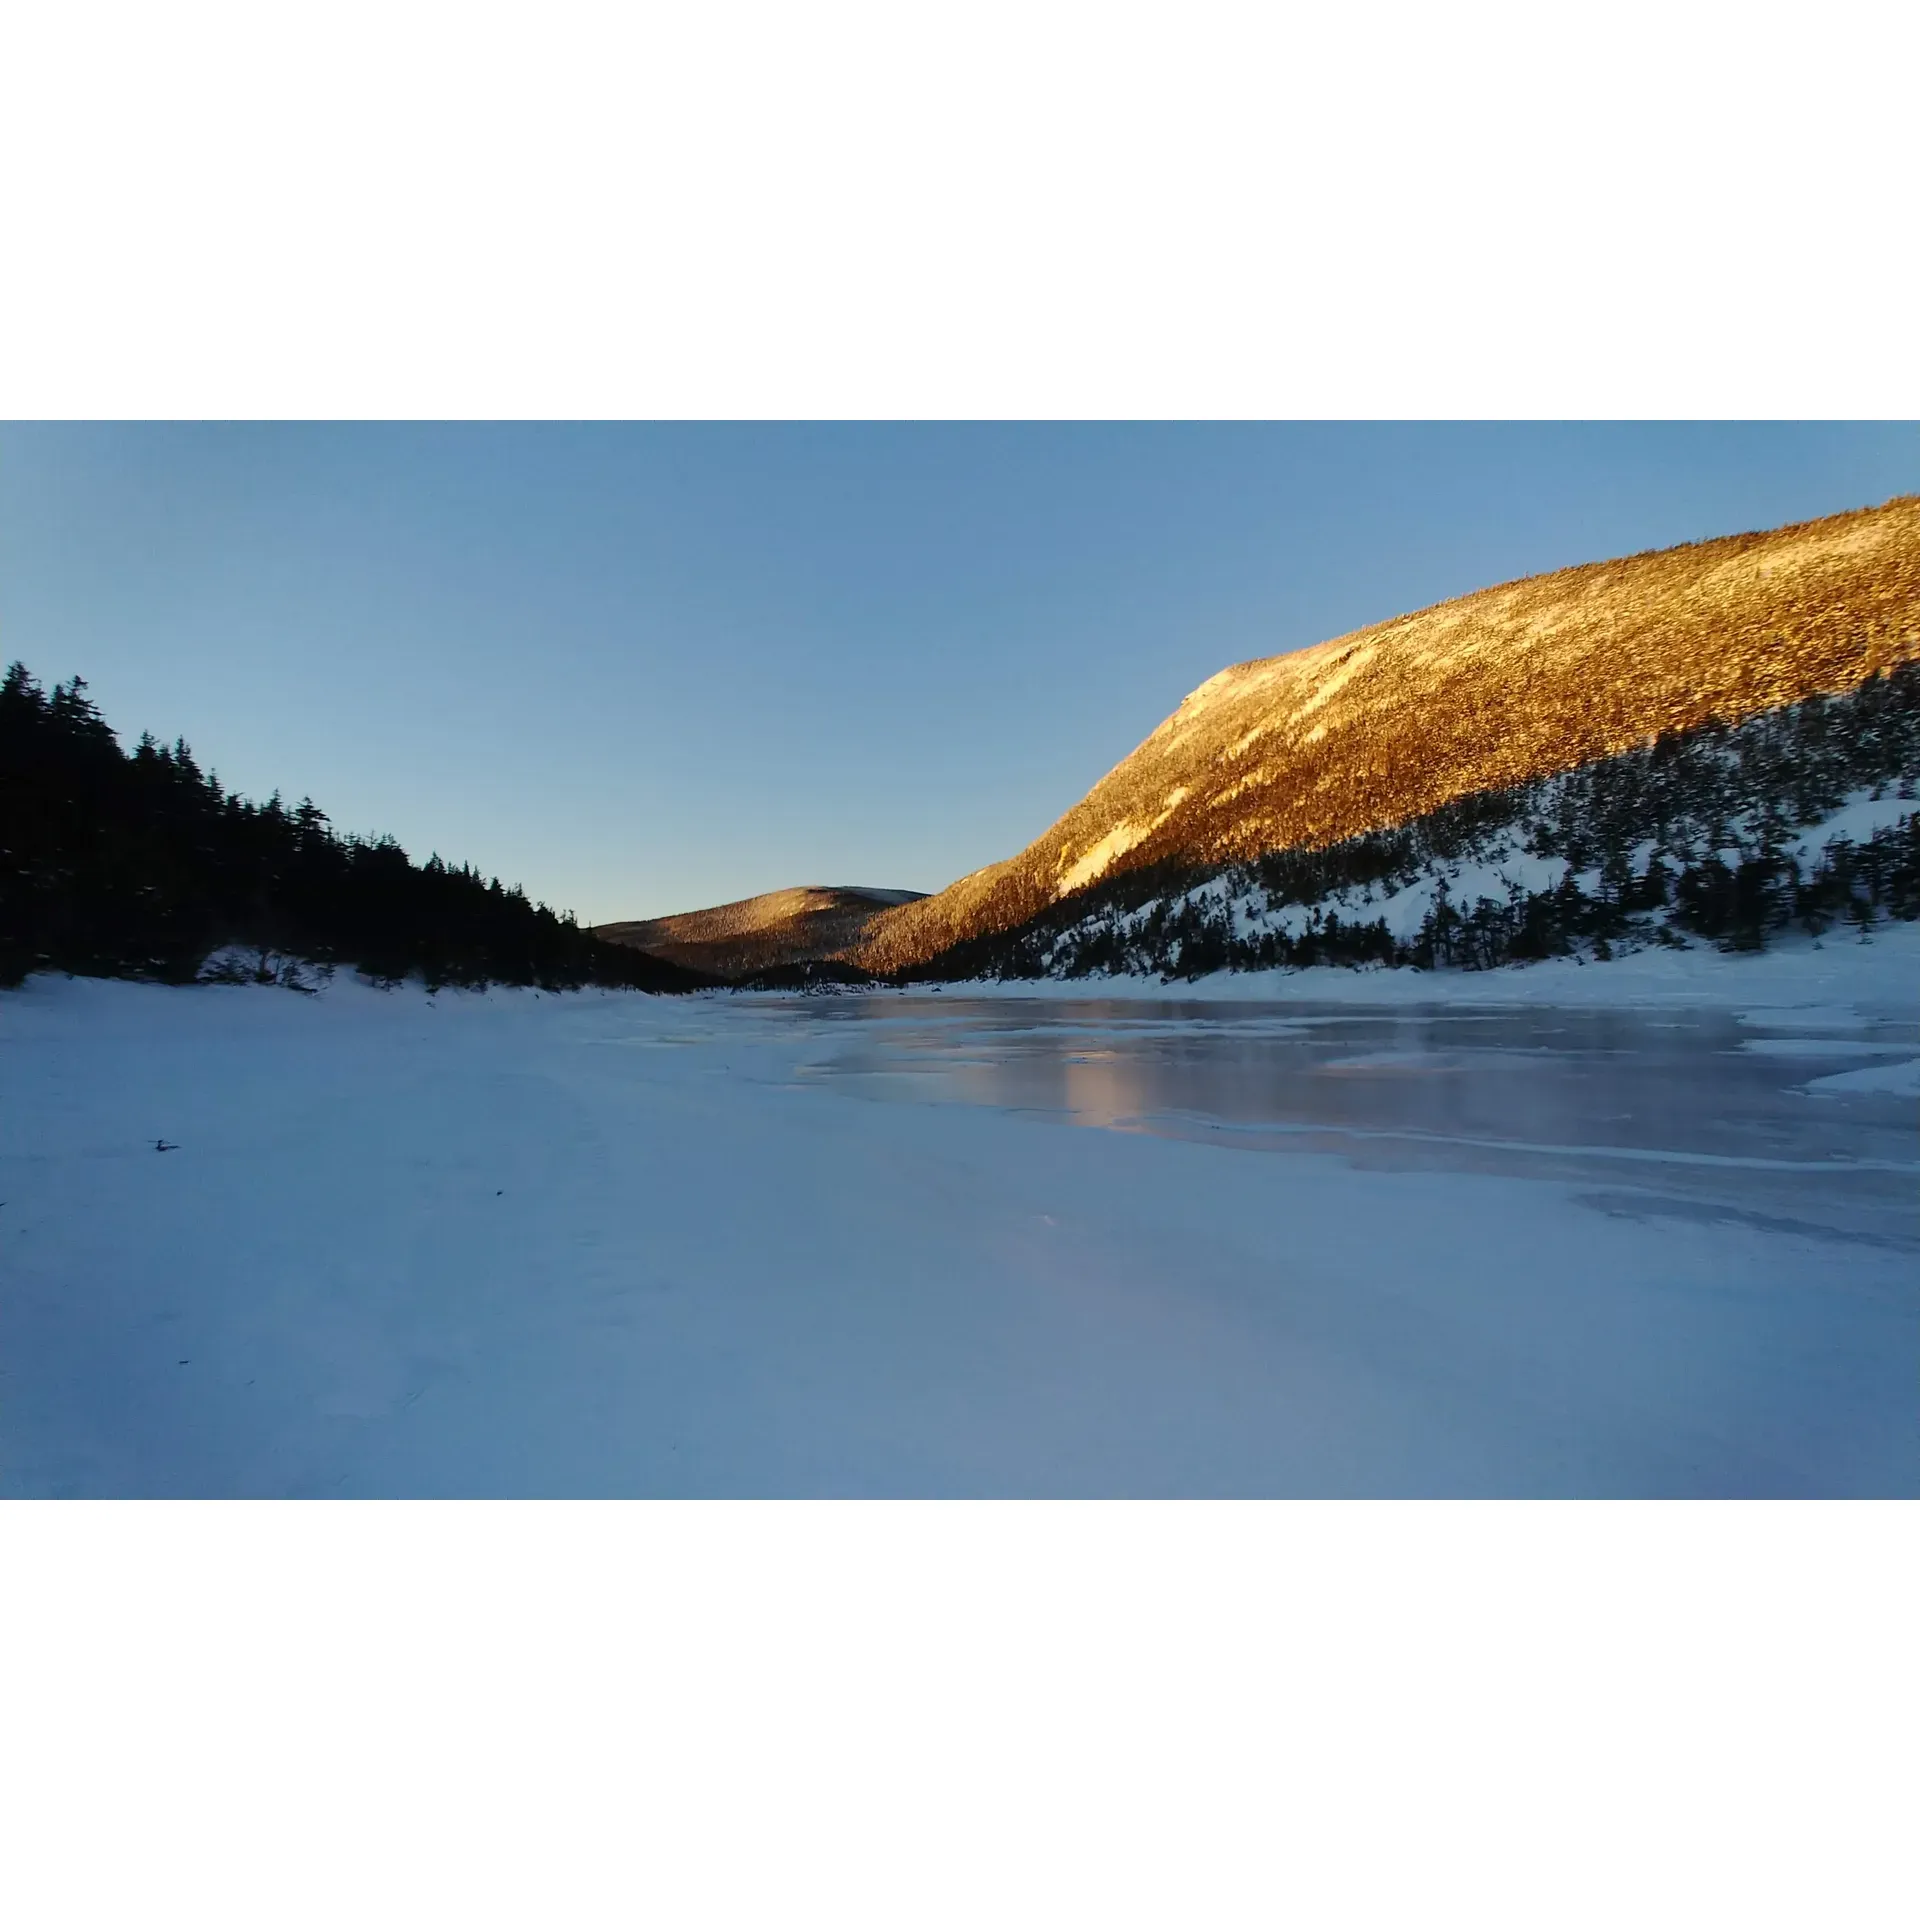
[850,497,1920,973]
[596,885,924,978]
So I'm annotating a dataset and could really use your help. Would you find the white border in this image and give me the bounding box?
[4,3,1917,417]
[3,1504,1912,1915]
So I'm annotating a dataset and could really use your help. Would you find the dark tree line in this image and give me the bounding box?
[0,663,705,993]
[908,662,1920,982]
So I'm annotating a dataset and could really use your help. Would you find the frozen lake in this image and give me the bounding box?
[766,996,1920,1254]
[4,966,1916,1496]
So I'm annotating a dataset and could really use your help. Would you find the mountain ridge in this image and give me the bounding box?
[910,663,1920,983]
[595,884,925,979]
[844,497,1920,975]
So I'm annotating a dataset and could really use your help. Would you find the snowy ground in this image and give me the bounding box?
[3,932,1915,1496]
[925,916,1920,1009]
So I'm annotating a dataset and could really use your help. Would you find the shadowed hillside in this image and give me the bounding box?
[0,663,707,994]
[848,497,1920,974]
[596,886,925,979]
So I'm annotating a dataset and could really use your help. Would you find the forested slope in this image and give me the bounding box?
[0,664,705,993]
[908,663,1920,982]
[852,498,1920,973]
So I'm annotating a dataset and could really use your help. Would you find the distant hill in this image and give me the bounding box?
[849,497,1920,974]
[595,886,926,979]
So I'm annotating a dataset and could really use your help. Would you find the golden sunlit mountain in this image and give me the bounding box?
[595,885,925,980]
[847,497,1920,974]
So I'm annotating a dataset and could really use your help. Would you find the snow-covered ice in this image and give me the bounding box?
[938,917,1920,1010]
[1805,1056,1920,1098]
[2,940,1915,1496]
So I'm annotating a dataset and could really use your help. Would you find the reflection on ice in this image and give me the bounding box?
[771,995,1920,1251]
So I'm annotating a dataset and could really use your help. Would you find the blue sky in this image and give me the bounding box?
[3,422,1915,922]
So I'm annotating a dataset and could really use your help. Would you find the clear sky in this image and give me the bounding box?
[3,422,1915,922]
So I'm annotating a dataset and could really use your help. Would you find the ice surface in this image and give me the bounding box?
[789,996,1918,1238]
[2,952,1915,1497]
[1805,1056,1920,1097]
